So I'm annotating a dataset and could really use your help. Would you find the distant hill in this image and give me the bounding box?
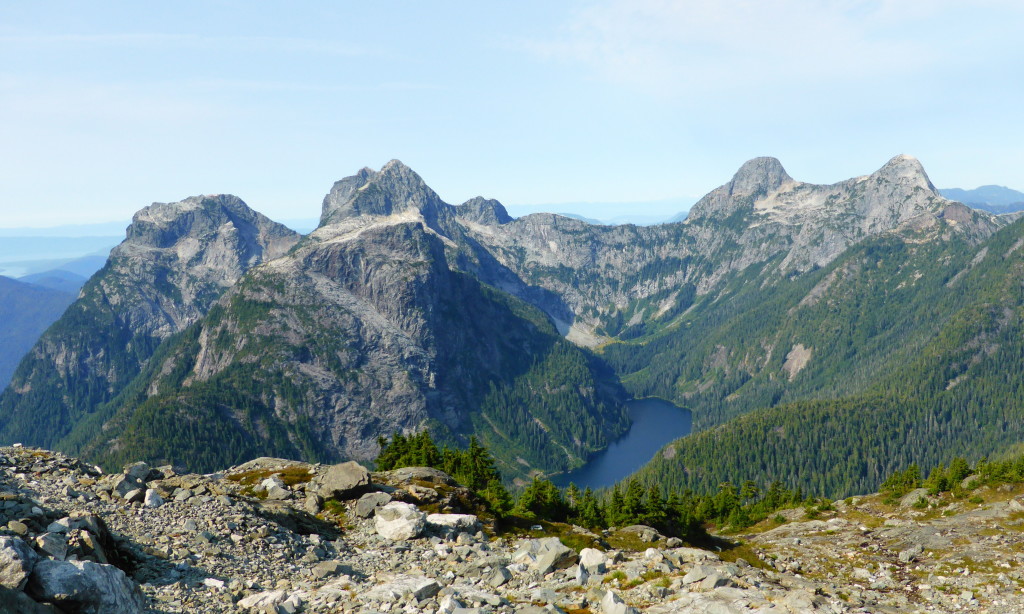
[0,276,75,389]
[940,185,1024,214]
[18,269,88,294]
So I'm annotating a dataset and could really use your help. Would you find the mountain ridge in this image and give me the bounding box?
[1,154,1017,501]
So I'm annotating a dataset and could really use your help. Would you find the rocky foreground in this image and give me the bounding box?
[1,447,1022,614]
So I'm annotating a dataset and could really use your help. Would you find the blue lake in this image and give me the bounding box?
[551,397,692,490]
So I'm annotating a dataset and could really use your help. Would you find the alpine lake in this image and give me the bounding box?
[551,397,692,490]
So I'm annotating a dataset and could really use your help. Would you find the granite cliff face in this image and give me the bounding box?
[0,195,299,448]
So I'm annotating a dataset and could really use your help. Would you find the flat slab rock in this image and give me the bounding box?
[363,575,441,602]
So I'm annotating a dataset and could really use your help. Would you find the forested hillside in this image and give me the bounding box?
[627,216,1024,498]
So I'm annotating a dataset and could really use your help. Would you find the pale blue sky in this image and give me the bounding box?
[2,1,1023,228]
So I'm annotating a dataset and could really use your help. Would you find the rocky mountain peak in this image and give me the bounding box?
[120,194,299,272]
[455,197,513,226]
[871,154,937,193]
[685,156,795,224]
[728,156,793,198]
[319,160,446,228]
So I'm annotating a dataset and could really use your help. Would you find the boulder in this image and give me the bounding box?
[238,589,288,609]
[355,492,392,518]
[682,565,717,584]
[0,586,59,614]
[318,461,371,499]
[515,537,578,574]
[260,476,290,500]
[364,575,441,602]
[34,534,67,561]
[486,565,512,587]
[385,466,457,486]
[375,502,426,541]
[143,489,164,508]
[304,493,324,514]
[0,536,38,590]
[26,559,144,614]
[122,462,153,483]
[109,475,143,499]
[579,548,608,574]
[312,560,346,579]
[601,590,639,614]
[426,513,479,536]
[616,525,662,542]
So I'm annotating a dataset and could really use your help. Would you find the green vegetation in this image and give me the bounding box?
[880,454,1024,503]
[376,431,811,541]
[376,431,513,515]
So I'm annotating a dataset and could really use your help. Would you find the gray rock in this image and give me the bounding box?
[899,488,930,508]
[0,536,38,590]
[579,547,608,573]
[520,537,577,575]
[601,589,639,614]
[304,493,324,514]
[426,513,479,536]
[699,573,733,590]
[683,565,717,584]
[238,589,288,609]
[110,475,143,499]
[44,518,70,534]
[143,489,164,508]
[375,502,426,540]
[899,543,924,563]
[487,565,512,587]
[365,575,441,602]
[34,533,67,561]
[0,586,59,614]
[355,492,392,518]
[123,488,145,504]
[122,461,152,482]
[318,461,371,499]
[312,560,345,579]
[616,525,661,543]
[26,559,144,614]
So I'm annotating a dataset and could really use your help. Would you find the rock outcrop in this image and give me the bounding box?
[6,445,1024,613]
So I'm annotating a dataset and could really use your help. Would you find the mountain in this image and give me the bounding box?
[2,154,1013,496]
[458,155,997,347]
[0,276,75,389]
[6,162,627,476]
[940,185,1024,214]
[0,195,300,449]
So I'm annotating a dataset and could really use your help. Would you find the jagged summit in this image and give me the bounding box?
[728,156,793,198]
[319,160,447,228]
